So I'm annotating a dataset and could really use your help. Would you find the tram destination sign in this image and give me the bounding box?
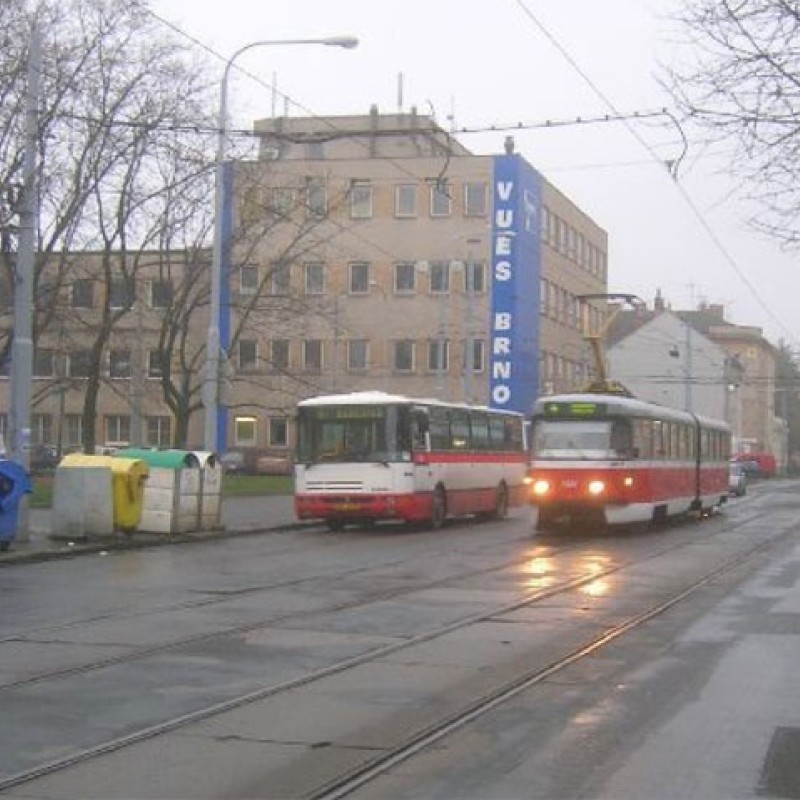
[542,401,607,418]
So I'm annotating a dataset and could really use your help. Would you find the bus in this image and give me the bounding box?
[294,391,529,530]
[529,392,731,530]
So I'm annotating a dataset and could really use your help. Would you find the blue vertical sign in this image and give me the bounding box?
[489,155,541,416]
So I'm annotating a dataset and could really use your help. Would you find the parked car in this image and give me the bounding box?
[29,445,60,473]
[729,461,748,497]
[219,450,247,475]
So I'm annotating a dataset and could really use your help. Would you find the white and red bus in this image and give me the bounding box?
[294,391,529,530]
[529,393,731,530]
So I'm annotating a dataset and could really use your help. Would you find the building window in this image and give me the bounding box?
[145,416,171,447]
[65,414,83,447]
[464,339,485,372]
[33,348,55,378]
[306,141,324,159]
[430,181,452,217]
[31,414,53,445]
[428,339,449,372]
[238,339,258,372]
[349,181,373,219]
[105,415,130,445]
[465,261,485,294]
[109,349,131,379]
[464,182,487,216]
[395,184,417,217]
[349,262,370,294]
[304,339,322,373]
[234,415,257,447]
[430,261,450,294]
[150,279,173,308]
[393,339,415,372]
[240,265,259,295]
[35,280,57,312]
[270,339,289,372]
[109,278,134,309]
[72,279,94,309]
[68,350,92,378]
[272,187,294,215]
[394,262,416,294]
[305,176,327,217]
[347,339,368,371]
[304,262,325,295]
[268,262,290,295]
[147,350,164,379]
[268,417,289,448]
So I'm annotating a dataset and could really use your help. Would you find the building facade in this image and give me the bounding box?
[607,295,783,462]
[220,109,608,452]
[0,110,608,458]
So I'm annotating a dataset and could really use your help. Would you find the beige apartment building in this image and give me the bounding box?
[221,109,608,453]
[0,110,608,458]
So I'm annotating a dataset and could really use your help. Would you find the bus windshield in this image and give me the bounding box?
[296,404,412,464]
[532,419,632,460]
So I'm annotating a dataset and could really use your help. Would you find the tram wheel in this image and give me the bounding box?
[431,486,447,529]
[326,520,346,532]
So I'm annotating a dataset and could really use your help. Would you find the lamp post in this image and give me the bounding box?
[203,35,359,454]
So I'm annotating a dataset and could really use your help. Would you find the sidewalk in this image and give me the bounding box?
[0,493,315,566]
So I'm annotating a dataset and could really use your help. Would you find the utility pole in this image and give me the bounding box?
[9,25,41,541]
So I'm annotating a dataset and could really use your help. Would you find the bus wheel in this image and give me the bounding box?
[431,486,447,529]
[493,482,509,520]
[326,520,345,532]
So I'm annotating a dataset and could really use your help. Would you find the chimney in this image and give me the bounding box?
[654,288,665,312]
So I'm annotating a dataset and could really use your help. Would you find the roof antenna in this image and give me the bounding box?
[397,72,403,112]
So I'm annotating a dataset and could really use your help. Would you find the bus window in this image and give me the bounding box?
[450,410,470,449]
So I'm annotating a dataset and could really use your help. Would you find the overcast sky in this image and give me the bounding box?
[151,0,799,349]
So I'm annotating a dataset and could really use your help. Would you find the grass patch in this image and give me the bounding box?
[27,472,293,508]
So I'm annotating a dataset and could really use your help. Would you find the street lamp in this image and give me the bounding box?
[203,35,359,453]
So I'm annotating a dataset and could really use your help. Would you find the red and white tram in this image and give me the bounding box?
[528,393,730,530]
[294,392,529,530]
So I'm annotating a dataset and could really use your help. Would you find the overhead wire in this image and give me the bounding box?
[511,0,800,350]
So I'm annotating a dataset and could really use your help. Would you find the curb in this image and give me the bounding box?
[0,520,323,567]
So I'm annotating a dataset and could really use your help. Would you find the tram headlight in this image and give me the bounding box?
[587,480,606,496]
[532,479,550,496]
[623,476,634,487]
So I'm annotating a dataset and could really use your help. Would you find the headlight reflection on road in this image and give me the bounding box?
[579,554,613,598]
[521,555,556,590]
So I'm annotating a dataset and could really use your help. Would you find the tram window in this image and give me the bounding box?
[653,420,665,458]
[633,419,653,459]
[610,420,633,458]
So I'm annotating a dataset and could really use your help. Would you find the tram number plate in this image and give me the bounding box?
[562,480,578,489]
[334,502,358,511]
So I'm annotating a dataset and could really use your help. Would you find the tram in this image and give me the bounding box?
[528,392,731,530]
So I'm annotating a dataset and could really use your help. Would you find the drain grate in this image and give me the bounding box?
[759,727,800,797]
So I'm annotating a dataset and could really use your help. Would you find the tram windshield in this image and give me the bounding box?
[296,403,413,464]
[532,419,633,460]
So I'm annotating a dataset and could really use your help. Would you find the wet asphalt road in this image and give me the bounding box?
[2,481,799,799]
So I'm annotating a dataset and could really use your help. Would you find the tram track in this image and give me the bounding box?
[0,504,766,693]
[0,500,793,795]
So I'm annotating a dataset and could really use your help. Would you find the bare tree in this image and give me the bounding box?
[0,0,216,451]
[664,0,800,244]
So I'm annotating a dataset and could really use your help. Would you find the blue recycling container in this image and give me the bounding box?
[0,459,33,551]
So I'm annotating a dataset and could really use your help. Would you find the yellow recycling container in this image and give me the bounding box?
[59,454,149,532]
